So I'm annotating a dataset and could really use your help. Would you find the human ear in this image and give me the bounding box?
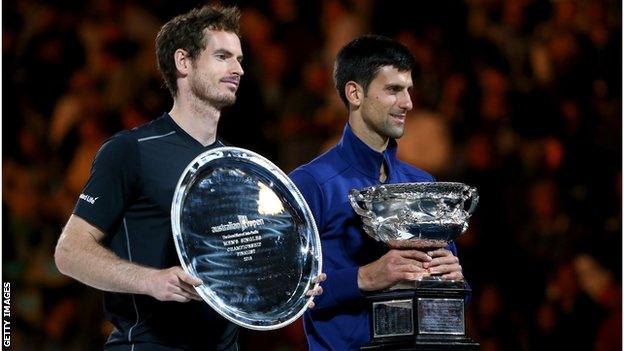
[345,81,363,107]
[174,49,190,76]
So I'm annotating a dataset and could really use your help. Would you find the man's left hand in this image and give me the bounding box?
[424,249,463,280]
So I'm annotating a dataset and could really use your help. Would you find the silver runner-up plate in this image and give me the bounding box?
[171,147,322,330]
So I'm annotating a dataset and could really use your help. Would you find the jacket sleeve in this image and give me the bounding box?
[290,169,364,310]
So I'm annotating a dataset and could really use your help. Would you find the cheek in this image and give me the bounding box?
[373,96,395,115]
[387,95,399,108]
[200,69,220,87]
[362,100,385,124]
[197,60,221,76]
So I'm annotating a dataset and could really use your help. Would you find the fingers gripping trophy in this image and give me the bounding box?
[349,182,480,350]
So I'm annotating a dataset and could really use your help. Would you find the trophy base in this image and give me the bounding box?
[361,282,479,351]
[361,335,480,351]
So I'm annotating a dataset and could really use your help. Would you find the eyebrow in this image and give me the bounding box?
[214,48,244,62]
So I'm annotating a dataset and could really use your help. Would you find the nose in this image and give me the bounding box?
[398,91,413,111]
[232,59,244,77]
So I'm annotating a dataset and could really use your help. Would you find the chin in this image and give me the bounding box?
[385,127,405,139]
[211,94,237,108]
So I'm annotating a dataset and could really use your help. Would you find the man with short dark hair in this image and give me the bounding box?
[290,35,464,350]
[54,5,323,351]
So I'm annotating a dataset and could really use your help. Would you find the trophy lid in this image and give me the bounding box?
[171,147,322,330]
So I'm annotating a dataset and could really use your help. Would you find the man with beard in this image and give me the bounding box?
[289,35,464,350]
[55,5,322,351]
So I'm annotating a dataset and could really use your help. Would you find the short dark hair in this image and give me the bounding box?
[333,35,415,107]
[155,5,241,97]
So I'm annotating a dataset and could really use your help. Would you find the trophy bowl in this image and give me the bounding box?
[348,182,478,249]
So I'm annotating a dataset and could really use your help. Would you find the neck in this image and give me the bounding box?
[169,92,220,146]
[348,113,389,153]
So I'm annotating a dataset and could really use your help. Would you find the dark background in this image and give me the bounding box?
[2,0,621,350]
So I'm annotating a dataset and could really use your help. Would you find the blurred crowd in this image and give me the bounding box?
[2,0,621,350]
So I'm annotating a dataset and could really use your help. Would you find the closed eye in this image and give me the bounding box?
[386,85,413,93]
[214,49,243,63]
[386,85,403,93]
[214,49,233,60]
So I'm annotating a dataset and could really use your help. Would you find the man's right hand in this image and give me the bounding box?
[144,267,204,303]
[357,250,432,292]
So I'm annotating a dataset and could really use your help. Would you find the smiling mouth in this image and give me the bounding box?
[390,114,406,123]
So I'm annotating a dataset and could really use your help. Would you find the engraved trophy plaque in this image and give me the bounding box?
[349,182,480,350]
[171,147,322,330]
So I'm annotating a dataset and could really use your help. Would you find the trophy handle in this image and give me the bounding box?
[348,189,372,218]
[465,187,479,215]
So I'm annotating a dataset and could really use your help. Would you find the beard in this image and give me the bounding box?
[189,74,237,109]
[362,103,405,140]
[380,118,405,139]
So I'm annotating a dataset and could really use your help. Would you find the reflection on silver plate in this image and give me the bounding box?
[171,147,322,330]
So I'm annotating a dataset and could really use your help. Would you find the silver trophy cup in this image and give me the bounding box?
[349,182,480,350]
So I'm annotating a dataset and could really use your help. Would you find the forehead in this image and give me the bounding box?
[371,66,413,86]
[202,30,242,55]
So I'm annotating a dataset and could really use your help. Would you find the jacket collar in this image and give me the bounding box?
[336,123,398,180]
